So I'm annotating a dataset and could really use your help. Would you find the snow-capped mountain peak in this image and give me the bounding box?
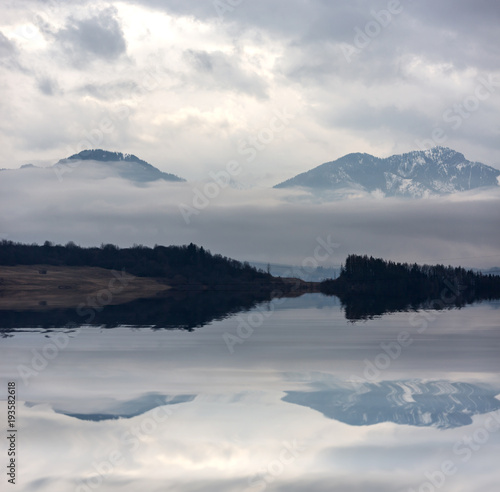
[274,147,500,198]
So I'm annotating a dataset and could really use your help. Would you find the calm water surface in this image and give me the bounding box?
[1,294,500,492]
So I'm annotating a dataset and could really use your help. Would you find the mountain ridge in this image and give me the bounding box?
[274,147,500,198]
[1,149,185,183]
[56,149,185,182]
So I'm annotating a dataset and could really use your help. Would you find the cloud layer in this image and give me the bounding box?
[1,168,499,268]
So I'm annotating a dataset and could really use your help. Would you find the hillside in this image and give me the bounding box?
[55,149,185,182]
[0,241,271,289]
[1,149,185,183]
[0,264,169,310]
[274,147,500,198]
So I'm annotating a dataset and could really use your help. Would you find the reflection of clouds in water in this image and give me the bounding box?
[18,386,500,492]
[3,301,500,492]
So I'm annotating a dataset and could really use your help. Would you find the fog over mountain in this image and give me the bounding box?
[1,159,499,269]
[275,147,500,198]
[1,149,185,183]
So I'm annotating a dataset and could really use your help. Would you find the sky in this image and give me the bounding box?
[1,0,500,182]
[0,0,500,268]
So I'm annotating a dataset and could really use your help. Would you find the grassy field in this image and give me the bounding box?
[0,265,170,311]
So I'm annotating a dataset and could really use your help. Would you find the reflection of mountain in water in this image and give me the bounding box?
[0,290,275,332]
[27,393,196,422]
[283,380,500,429]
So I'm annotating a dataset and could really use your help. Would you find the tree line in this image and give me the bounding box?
[0,240,272,288]
[321,254,500,300]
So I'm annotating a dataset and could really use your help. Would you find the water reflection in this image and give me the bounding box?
[1,299,500,492]
[26,393,196,421]
[283,379,500,429]
[335,292,474,321]
[0,288,493,332]
[0,290,276,331]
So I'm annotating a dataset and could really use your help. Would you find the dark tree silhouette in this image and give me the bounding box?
[0,240,272,289]
[320,254,500,320]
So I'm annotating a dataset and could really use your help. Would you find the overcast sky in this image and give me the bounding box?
[1,1,500,268]
[1,0,500,183]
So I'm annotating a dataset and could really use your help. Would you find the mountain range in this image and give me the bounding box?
[3,147,500,198]
[274,147,500,198]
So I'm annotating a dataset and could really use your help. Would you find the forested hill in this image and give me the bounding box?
[321,254,500,299]
[0,241,271,288]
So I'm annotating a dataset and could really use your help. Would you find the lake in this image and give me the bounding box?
[1,294,500,492]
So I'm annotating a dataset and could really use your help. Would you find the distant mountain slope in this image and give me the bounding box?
[55,149,185,182]
[274,147,500,198]
[0,149,185,183]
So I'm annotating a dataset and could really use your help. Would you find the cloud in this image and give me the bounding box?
[324,102,433,135]
[36,75,60,95]
[0,31,17,58]
[182,49,268,99]
[52,8,127,67]
[0,31,22,71]
[77,80,139,101]
[1,168,499,269]
[1,1,500,186]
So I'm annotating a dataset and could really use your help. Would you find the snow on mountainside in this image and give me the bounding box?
[274,147,500,198]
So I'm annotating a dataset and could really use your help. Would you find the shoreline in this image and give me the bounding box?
[0,265,320,311]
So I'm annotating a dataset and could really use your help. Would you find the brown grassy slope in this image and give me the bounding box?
[0,265,170,311]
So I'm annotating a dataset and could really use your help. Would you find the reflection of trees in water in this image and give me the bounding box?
[0,290,275,331]
[336,291,476,321]
[320,254,500,321]
[0,287,496,332]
